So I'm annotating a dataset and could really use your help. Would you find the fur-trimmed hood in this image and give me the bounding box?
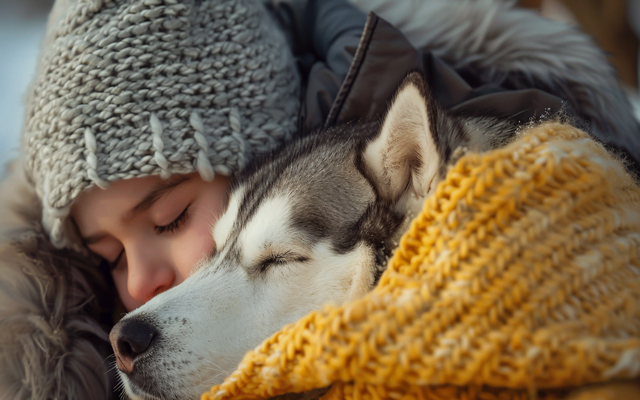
[1,0,639,399]
[0,162,117,399]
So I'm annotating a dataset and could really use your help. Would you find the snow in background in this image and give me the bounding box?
[0,0,50,170]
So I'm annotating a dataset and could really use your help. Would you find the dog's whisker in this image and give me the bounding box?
[95,353,117,376]
[193,363,206,391]
[116,382,127,400]
[106,70,534,400]
[103,358,118,375]
[201,368,231,386]
[202,358,224,372]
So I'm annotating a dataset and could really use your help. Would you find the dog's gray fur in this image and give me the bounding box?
[2,1,638,399]
[110,72,521,400]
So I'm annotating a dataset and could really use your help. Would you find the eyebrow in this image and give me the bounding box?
[81,175,191,245]
[127,175,191,219]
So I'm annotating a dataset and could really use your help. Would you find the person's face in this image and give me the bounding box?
[71,173,230,311]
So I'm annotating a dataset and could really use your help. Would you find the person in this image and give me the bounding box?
[1,0,639,399]
[71,173,231,311]
[3,0,301,398]
[24,0,302,313]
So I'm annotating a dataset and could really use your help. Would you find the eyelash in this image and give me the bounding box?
[108,249,125,271]
[259,251,309,272]
[154,205,191,234]
[103,205,191,271]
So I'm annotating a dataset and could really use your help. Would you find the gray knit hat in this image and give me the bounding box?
[22,0,300,248]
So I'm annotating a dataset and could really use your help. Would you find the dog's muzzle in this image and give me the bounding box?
[109,318,157,375]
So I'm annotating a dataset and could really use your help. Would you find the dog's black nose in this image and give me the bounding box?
[109,318,157,375]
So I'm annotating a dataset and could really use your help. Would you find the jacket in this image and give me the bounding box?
[1,0,639,399]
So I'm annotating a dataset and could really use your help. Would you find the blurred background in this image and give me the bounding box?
[0,0,51,170]
[0,0,638,169]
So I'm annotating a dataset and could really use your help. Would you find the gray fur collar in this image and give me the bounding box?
[0,163,117,399]
[350,0,640,176]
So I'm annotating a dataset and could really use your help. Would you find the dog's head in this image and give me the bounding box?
[108,73,505,399]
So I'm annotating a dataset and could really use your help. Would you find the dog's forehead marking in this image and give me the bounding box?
[239,194,293,267]
[213,186,245,249]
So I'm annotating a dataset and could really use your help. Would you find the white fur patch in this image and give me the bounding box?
[239,194,293,267]
[213,187,244,249]
[117,202,376,400]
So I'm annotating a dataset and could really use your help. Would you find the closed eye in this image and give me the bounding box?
[106,248,125,271]
[155,205,190,234]
[258,250,309,272]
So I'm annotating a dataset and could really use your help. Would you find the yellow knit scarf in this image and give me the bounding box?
[202,123,640,400]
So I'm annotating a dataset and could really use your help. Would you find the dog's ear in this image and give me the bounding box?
[363,72,441,202]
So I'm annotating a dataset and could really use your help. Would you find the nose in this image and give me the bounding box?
[121,244,177,307]
[109,318,157,375]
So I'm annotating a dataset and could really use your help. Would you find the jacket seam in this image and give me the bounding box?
[324,12,379,129]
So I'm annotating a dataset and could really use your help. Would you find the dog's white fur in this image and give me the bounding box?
[2,1,638,399]
[112,1,640,398]
[120,203,380,398]
[115,74,443,400]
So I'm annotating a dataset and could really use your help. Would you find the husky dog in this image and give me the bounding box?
[109,73,518,399]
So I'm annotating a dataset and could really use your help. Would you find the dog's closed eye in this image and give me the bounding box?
[258,250,309,272]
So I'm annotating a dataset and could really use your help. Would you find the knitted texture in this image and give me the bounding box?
[202,122,640,400]
[23,0,300,248]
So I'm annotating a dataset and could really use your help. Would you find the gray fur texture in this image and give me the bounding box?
[0,163,116,400]
[108,73,521,400]
[2,1,639,399]
[350,0,640,174]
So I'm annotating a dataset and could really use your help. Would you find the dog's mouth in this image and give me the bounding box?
[110,318,217,400]
[116,356,218,400]
[120,377,163,400]
[118,366,165,400]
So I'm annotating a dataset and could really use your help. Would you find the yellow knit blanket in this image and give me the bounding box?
[202,123,640,400]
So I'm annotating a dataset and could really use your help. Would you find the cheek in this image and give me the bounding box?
[112,268,145,311]
[174,210,217,279]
